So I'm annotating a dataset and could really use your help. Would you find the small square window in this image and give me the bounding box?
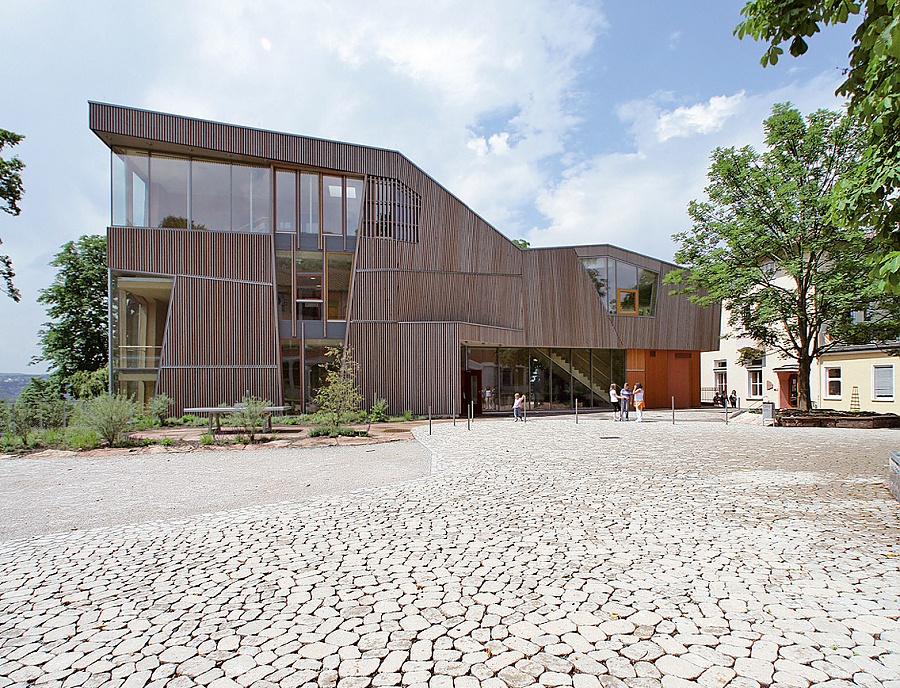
[873,365,894,400]
[825,367,842,398]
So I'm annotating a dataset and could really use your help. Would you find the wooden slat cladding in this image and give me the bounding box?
[361,177,421,243]
[573,245,721,352]
[108,226,273,283]
[161,277,276,367]
[348,321,461,416]
[521,248,619,349]
[158,368,279,416]
[157,275,278,415]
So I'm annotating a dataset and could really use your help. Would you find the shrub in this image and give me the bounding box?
[79,394,135,446]
[160,436,175,446]
[402,409,413,421]
[65,426,100,450]
[308,426,362,438]
[313,347,363,430]
[145,394,173,427]
[368,398,389,422]
[0,399,32,447]
[224,395,272,442]
[200,432,214,446]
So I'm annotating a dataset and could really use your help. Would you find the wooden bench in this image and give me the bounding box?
[183,406,288,434]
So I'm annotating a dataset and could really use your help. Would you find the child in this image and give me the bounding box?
[513,393,524,421]
[634,383,645,422]
[609,384,618,421]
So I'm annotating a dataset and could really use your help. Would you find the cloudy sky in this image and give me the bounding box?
[1,0,857,374]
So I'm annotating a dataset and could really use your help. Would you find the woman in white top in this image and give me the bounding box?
[609,384,618,421]
[633,383,645,422]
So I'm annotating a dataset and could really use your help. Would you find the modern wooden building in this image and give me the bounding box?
[89,102,720,416]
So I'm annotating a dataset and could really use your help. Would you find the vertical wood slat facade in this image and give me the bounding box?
[107,225,278,414]
[93,102,720,416]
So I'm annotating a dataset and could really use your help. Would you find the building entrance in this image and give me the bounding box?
[462,370,482,416]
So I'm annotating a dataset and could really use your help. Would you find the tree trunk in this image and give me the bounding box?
[798,354,813,412]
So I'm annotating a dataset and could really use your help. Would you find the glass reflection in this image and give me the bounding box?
[300,173,319,234]
[191,159,231,232]
[326,253,353,320]
[322,175,343,235]
[150,155,189,228]
[231,164,270,233]
[276,170,297,233]
[112,150,149,227]
[346,178,363,236]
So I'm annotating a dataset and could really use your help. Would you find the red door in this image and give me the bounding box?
[462,371,483,415]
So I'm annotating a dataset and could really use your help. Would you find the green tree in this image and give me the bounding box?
[34,235,108,391]
[512,239,531,249]
[666,104,900,411]
[0,129,25,301]
[313,347,363,429]
[735,0,900,291]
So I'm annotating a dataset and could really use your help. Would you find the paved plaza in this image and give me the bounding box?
[0,415,899,688]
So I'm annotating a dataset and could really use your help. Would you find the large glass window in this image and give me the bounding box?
[549,348,572,408]
[281,340,302,409]
[275,170,297,233]
[149,155,190,228]
[300,173,319,235]
[111,275,173,371]
[498,348,529,411]
[326,253,354,320]
[530,349,552,410]
[570,349,594,408]
[322,175,343,235]
[305,340,341,410]
[112,150,149,227]
[296,251,324,321]
[467,348,499,411]
[113,150,271,233]
[591,349,613,407]
[581,258,609,310]
[638,269,657,316]
[191,159,231,232]
[231,163,270,233]
[275,250,293,321]
[580,256,658,316]
[346,178,364,236]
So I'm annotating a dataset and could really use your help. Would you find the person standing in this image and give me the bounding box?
[729,390,738,409]
[633,383,645,422]
[619,383,632,421]
[513,392,524,421]
[609,383,619,421]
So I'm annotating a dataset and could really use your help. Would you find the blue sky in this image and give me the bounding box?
[1,0,858,374]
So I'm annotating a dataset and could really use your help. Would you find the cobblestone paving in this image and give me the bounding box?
[1,417,899,688]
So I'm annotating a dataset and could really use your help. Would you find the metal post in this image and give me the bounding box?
[429,406,432,435]
[672,396,675,425]
[575,398,578,424]
[725,406,729,425]
[467,402,471,431]
[524,398,527,423]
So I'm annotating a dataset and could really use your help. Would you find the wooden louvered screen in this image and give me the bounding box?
[360,177,421,243]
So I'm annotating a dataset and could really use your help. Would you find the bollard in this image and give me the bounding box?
[672,396,675,425]
[575,398,579,424]
[725,405,729,425]
[429,405,432,435]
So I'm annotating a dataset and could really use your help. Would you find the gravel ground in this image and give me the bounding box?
[0,415,898,688]
[0,441,430,540]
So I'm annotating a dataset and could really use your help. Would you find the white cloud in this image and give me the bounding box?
[529,73,849,260]
[655,92,746,141]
